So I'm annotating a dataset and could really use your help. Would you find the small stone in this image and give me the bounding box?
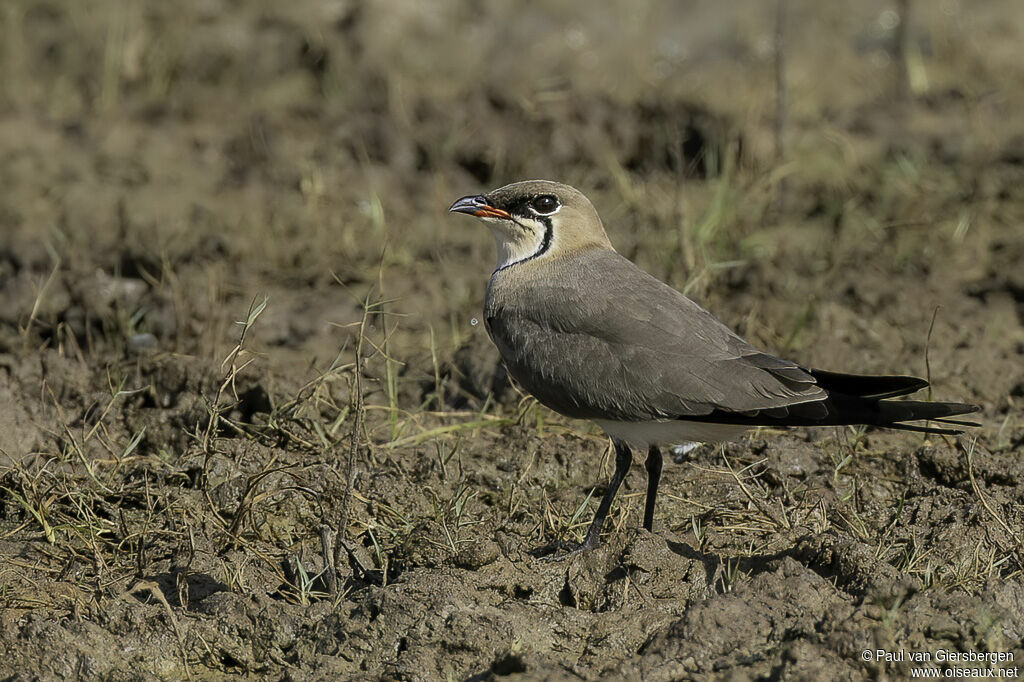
[128,333,158,354]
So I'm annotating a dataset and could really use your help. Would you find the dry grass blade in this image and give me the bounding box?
[963,438,1022,572]
[720,449,790,530]
[127,581,193,680]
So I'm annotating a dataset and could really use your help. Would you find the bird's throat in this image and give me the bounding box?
[490,224,551,272]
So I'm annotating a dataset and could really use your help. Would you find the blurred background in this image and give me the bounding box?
[2,0,1021,389]
[1,1,1022,678]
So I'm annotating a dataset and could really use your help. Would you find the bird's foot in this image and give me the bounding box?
[532,537,598,562]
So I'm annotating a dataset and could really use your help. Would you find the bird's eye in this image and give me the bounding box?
[529,195,559,215]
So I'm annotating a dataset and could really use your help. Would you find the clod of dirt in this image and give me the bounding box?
[624,557,852,680]
[454,535,502,570]
[793,530,914,598]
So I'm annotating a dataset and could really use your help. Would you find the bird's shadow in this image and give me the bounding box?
[665,537,798,588]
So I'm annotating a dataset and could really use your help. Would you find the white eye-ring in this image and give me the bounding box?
[529,194,560,215]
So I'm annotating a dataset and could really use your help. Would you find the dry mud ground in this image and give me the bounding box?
[1,1,1023,680]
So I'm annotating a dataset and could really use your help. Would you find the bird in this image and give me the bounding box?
[448,179,979,555]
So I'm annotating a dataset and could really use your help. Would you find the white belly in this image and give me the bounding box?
[593,419,747,448]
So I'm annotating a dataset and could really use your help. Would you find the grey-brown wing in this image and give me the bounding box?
[485,249,827,421]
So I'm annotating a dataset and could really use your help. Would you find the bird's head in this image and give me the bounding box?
[449,180,613,271]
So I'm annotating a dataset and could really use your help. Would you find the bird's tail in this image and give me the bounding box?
[809,369,980,435]
[870,398,981,435]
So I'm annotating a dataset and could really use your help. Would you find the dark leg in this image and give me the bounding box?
[643,445,663,532]
[578,439,633,552]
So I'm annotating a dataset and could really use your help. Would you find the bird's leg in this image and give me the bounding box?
[577,439,633,552]
[643,445,663,532]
